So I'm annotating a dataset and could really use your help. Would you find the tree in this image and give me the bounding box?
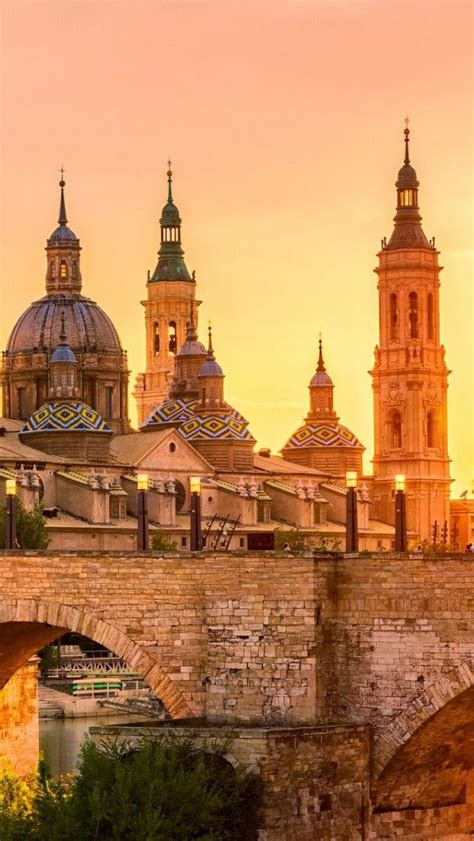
[151,530,178,551]
[0,501,49,550]
[0,737,262,841]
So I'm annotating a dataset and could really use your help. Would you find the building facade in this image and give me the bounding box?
[371,127,451,541]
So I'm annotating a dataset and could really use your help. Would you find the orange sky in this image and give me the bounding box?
[0,0,472,495]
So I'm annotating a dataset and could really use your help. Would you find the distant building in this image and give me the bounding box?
[371,126,451,540]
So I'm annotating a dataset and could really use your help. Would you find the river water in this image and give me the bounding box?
[40,716,138,777]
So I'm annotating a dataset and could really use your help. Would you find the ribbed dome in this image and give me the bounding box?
[6,295,123,356]
[199,358,223,377]
[309,370,333,387]
[396,163,418,188]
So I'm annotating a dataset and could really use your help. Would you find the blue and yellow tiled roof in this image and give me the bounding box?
[22,401,111,434]
[284,422,361,449]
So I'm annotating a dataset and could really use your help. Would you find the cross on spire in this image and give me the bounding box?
[167,159,173,203]
[58,166,68,225]
[403,117,410,165]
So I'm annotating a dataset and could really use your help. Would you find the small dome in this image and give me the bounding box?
[177,337,207,357]
[160,202,181,224]
[309,370,333,387]
[284,422,362,450]
[396,163,419,189]
[22,401,111,434]
[179,408,254,442]
[199,358,223,378]
[50,344,77,364]
[48,225,78,243]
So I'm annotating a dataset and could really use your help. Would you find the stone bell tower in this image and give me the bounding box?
[134,164,199,424]
[371,125,451,542]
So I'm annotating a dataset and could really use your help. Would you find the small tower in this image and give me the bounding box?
[45,172,82,295]
[48,313,81,399]
[170,303,207,400]
[197,325,225,411]
[371,125,451,541]
[134,163,199,423]
[282,336,364,476]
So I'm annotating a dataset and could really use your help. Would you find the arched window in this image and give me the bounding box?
[60,260,67,279]
[408,292,418,338]
[427,293,434,340]
[154,323,160,355]
[168,321,177,354]
[391,412,402,448]
[49,260,55,279]
[389,293,398,339]
[427,411,437,448]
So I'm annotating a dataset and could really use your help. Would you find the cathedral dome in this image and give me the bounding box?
[21,401,111,434]
[6,295,123,357]
[284,422,362,450]
[160,202,181,224]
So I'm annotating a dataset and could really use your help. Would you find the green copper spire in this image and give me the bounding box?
[149,163,192,283]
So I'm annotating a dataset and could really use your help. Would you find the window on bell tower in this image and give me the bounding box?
[60,260,67,279]
[427,410,437,448]
[391,412,402,449]
[427,293,434,340]
[154,323,160,355]
[168,321,177,354]
[389,293,398,339]
[408,292,418,338]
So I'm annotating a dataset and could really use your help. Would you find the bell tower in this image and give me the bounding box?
[371,125,451,541]
[134,163,199,424]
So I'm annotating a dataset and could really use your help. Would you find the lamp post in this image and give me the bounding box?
[136,473,149,551]
[189,476,202,552]
[5,478,17,551]
[345,471,358,553]
[394,474,407,552]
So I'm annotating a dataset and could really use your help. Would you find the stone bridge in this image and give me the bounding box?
[1,551,473,839]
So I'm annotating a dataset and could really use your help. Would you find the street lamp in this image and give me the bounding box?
[345,471,358,553]
[189,476,202,552]
[5,478,17,551]
[136,473,149,551]
[394,474,407,552]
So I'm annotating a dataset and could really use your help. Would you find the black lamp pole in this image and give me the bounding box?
[394,475,407,552]
[5,480,17,551]
[137,475,149,551]
[345,472,358,553]
[190,478,202,551]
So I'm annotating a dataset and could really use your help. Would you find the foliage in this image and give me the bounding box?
[38,645,61,677]
[274,527,306,552]
[151,530,178,552]
[0,500,49,550]
[0,736,262,841]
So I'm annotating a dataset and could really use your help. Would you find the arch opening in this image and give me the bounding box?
[0,601,192,720]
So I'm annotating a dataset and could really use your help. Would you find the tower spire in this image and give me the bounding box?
[317,334,326,373]
[167,159,173,203]
[58,167,68,225]
[404,117,410,165]
[207,321,215,358]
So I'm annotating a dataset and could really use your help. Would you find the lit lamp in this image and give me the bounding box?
[5,478,17,551]
[189,476,202,552]
[394,473,407,552]
[345,471,359,553]
[136,473,149,551]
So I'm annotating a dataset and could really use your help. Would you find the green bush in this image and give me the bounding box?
[0,501,49,550]
[151,530,178,552]
[0,736,262,841]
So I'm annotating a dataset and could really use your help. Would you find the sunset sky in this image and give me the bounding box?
[0,0,472,494]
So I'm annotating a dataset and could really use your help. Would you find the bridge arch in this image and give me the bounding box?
[0,599,193,719]
[374,660,474,779]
